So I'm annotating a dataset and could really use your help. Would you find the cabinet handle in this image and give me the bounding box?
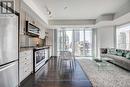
[0,62,16,72]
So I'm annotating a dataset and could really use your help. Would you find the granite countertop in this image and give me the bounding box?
[20,46,50,52]
[20,47,34,52]
[34,46,49,50]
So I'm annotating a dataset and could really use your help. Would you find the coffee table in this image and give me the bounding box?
[94,57,114,71]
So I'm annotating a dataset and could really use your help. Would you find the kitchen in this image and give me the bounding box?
[0,0,53,87]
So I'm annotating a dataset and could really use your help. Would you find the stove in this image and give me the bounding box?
[33,48,46,72]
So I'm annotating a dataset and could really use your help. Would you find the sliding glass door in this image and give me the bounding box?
[74,29,84,56]
[57,28,93,57]
[84,30,92,56]
[65,31,73,52]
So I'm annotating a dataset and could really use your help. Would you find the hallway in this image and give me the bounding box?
[20,58,92,87]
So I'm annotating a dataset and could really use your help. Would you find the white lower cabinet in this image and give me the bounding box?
[19,50,33,83]
[45,49,49,61]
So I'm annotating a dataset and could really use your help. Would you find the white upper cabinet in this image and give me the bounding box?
[39,28,45,39]
[15,0,20,13]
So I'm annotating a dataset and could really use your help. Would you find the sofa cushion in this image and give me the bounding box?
[107,48,111,54]
[111,48,117,55]
[116,49,123,56]
[107,48,116,55]
[122,50,128,57]
[107,54,122,60]
[126,52,130,59]
[106,54,130,70]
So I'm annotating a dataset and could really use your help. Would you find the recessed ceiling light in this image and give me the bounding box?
[64,6,68,10]
[48,11,51,15]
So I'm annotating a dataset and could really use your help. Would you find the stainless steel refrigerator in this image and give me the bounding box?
[0,14,19,87]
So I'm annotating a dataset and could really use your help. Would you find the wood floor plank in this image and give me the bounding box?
[20,58,92,87]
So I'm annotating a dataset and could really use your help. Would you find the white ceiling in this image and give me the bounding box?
[32,0,128,20]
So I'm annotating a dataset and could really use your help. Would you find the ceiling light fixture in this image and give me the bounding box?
[45,5,52,16]
[48,11,51,15]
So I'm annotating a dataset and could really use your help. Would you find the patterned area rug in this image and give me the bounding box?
[78,59,130,87]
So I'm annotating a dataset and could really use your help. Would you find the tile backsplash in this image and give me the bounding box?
[20,35,29,47]
[20,34,44,47]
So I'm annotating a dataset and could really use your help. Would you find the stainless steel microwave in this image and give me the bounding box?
[26,21,40,37]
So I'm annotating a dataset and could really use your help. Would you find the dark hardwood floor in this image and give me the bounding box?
[20,58,92,87]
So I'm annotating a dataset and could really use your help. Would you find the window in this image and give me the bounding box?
[116,23,130,49]
[57,28,93,57]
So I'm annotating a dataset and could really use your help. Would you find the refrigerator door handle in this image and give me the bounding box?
[0,62,16,72]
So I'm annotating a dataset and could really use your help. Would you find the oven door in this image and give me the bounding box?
[35,50,45,72]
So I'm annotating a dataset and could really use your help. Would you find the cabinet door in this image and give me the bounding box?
[49,47,52,57]
[45,49,48,60]
[39,29,45,39]
[26,50,33,72]
[19,65,24,82]
[24,65,32,78]
[19,56,26,82]
[19,50,33,83]
[20,8,26,35]
[15,0,20,12]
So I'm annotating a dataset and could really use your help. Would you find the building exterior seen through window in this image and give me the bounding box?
[57,28,93,57]
[116,23,130,50]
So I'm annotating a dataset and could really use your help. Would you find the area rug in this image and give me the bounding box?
[78,59,130,87]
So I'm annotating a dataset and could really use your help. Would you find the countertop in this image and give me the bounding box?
[20,48,33,52]
[20,46,50,52]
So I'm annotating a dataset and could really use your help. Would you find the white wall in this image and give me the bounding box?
[45,29,57,57]
[99,26,115,48]
[45,29,53,46]
[96,26,116,57]
[45,29,54,57]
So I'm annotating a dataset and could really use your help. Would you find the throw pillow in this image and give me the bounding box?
[126,52,130,59]
[110,48,117,55]
[116,49,123,56]
[122,50,127,57]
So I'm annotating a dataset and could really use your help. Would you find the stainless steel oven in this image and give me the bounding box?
[33,48,46,72]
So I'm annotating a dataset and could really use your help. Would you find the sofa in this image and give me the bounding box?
[100,48,130,71]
